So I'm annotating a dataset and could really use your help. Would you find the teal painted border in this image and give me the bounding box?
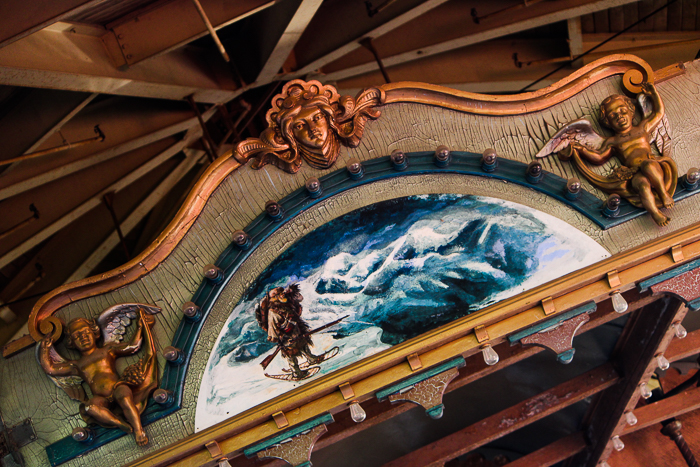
[507,301,597,344]
[243,413,334,458]
[376,357,466,401]
[638,258,700,292]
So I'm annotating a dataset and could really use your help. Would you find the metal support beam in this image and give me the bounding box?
[320,0,640,83]
[0,107,216,202]
[65,149,204,283]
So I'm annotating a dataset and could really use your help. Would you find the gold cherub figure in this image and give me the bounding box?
[37,303,160,446]
[537,82,677,226]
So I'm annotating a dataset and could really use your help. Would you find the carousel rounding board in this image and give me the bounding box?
[2,54,700,467]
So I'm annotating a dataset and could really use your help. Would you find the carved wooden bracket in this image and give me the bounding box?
[243,414,333,467]
[376,357,465,419]
[639,258,700,310]
[508,302,596,364]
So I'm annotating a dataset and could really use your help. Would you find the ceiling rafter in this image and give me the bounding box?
[105,0,278,68]
[65,148,205,283]
[0,126,204,270]
[2,93,98,174]
[0,28,241,103]
[292,0,452,77]
[0,0,104,48]
[0,107,217,202]
[320,0,641,83]
[255,0,324,84]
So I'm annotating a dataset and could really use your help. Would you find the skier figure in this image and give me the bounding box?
[256,284,325,380]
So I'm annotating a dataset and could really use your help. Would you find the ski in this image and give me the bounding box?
[264,366,320,381]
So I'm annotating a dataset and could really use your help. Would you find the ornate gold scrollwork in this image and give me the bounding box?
[233,80,385,174]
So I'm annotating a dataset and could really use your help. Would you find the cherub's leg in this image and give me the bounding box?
[114,385,148,446]
[84,396,132,433]
[632,175,669,226]
[640,159,674,208]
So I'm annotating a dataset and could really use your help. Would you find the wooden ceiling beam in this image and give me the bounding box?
[0,107,217,202]
[106,0,276,67]
[0,0,104,49]
[383,364,619,467]
[293,0,451,77]
[320,0,641,82]
[0,29,241,103]
[255,0,324,84]
[0,127,204,270]
[0,90,96,166]
[65,148,205,283]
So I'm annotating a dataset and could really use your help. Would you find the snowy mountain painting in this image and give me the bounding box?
[195,194,610,431]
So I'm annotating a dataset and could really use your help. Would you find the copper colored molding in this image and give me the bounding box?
[18,54,669,356]
[382,54,654,114]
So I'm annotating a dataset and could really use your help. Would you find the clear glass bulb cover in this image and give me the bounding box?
[612,435,624,451]
[673,323,688,339]
[657,355,670,371]
[482,344,499,366]
[640,382,652,399]
[625,411,638,426]
[349,401,366,423]
[612,292,628,313]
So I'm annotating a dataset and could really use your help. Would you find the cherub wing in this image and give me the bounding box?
[638,93,673,157]
[97,303,161,346]
[535,118,606,158]
[34,344,87,402]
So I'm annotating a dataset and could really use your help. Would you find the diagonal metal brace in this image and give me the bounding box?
[243,414,334,467]
[376,357,465,419]
[508,302,597,364]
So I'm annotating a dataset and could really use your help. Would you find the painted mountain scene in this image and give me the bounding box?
[195,194,610,430]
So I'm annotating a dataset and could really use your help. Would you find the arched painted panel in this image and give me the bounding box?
[195,193,609,430]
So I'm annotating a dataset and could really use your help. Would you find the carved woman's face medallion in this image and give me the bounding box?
[292,107,329,150]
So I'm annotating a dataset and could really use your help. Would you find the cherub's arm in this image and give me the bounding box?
[39,335,78,377]
[572,141,615,165]
[642,82,664,132]
[112,318,144,356]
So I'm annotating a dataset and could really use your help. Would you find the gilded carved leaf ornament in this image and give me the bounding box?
[234,80,385,173]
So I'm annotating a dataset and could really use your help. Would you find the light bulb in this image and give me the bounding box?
[219,460,232,467]
[625,411,638,426]
[612,435,624,451]
[481,344,499,366]
[611,292,628,313]
[349,401,366,423]
[640,382,652,399]
[672,322,687,339]
[657,355,670,371]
